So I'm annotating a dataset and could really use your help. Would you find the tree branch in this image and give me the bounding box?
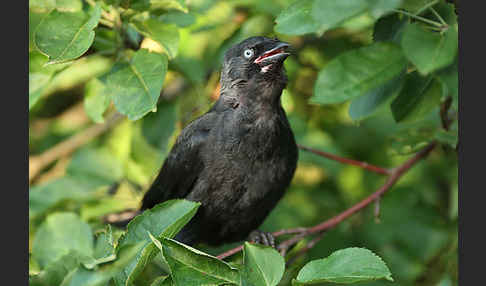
[29,112,125,183]
[297,144,391,175]
[217,142,437,260]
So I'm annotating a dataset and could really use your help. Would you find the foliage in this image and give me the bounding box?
[29,0,458,285]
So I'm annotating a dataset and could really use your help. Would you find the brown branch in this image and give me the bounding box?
[29,112,125,183]
[217,142,437,260]
[305,142,435,235]
[440,96,453,131]
[297,144,391,175]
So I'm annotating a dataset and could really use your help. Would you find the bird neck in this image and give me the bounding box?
[219,74,287,110]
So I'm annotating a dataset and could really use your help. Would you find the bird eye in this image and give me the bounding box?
[243,49,254,59]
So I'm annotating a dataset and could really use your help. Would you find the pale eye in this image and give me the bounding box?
[243,49,254,59]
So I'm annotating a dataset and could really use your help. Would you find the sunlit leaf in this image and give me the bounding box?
[241,242,285,286]
[34,4,101,64]
[153,236,240,286]
[293,247,393,284]
[102,49,168,120]
[114,200,200,285]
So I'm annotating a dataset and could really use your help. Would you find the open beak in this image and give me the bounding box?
[254,42,291,65]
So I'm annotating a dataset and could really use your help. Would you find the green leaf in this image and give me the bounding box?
[435,129,458,148]
[34,4,101,64]
[141,101,177,152]
[92,27,117,52]
[29,50,69,109]
[368,0,403,18]
[41,54,113,97]
[241,242,285,286]
[93,225,116,262]
[32,212,93,268]
[401,23,457,75]
[131,18,180,59]
[29,251,86,286]
[151,276,174,286]
[437,59,458,110]
[29,72,53,109]
[274,0,320,36]
[372,13,407,44]
[84,78,111,123]
[400,0,436,13]
[275,0,402,36]
[60,243,144,286]
[114,200,200,285]
[102,49,168,120]
[159,11,196,27]
[29,177,96,219]
[348,73,404,121]
[311,42,407,105]
[29,0,56,11]
[154,236,240,285]
[151,0,188,12]
[391,72,442,123]
[311,0,369,34]
[30,0,83,12]
[66,148,124,189]
[30,11,48,51]
[124,0,188,13]
[293,247,393,284]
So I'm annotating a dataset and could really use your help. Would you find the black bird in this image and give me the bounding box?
[118,36,298,247]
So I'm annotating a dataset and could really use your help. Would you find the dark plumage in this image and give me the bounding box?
[141,36,298,246]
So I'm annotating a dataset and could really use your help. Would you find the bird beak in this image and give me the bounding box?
[254,42,291,65]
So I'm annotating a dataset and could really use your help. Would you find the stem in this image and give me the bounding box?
[392,9,444,28]
[415,0,440,15]
[429,7,448,26]
[297,145,391,175]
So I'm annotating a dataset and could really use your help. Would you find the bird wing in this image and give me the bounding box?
[140,112,215,210]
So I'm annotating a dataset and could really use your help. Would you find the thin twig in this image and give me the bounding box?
[415,0,440,15]
[297,144,391,175]
[429,7,448,26]
[392,9,444,28]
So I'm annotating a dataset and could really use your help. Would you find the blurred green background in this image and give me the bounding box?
[29,0,458,285]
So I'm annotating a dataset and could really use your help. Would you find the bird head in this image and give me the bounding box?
[220,36,291,92]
